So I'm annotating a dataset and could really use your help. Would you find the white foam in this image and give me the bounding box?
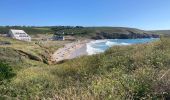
[86,39,158,55]
[86,41,104,55]
[106,41,119,47]
[121,43,131,45]
[86,40,131,55]
[106,41,130,47]
[90,39,108,44]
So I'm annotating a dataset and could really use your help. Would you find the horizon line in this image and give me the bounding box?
[0,25,169,31]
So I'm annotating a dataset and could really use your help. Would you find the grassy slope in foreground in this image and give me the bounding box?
[0,37,170,99]
[0,37,68,67]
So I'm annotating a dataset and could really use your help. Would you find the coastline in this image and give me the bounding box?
[52,40,90,63]
[51,38,158,63]
[66,43,88,59]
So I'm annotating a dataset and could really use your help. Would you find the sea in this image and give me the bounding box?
[86,38,159,55]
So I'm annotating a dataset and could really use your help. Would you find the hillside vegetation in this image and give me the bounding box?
[0,26,52,35]
[150,30,170,36]
[0,36,170,99]
[0,26,159,39]
[0,37,69,66]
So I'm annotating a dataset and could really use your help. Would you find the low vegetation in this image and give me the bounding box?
[0,37,170,99]
[0,37,67,66]
[0,62,16,81]
[150,30,170,35]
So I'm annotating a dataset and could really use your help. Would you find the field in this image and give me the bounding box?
[0,26,52,35]
[0,36,170,99]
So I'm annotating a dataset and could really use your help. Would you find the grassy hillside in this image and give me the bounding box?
[0,36,170,99]
[51,26,159,39]
[0,26,159,39]
[150,30,170,36]
[0,26,52,34]
[0,26,148,34]
[0,37,69,65]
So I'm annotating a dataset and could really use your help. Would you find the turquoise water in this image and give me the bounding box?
[86,38,159,55]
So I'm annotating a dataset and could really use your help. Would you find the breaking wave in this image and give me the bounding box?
[86,38,159,55]
[106,41,130,47]
[86,42,105,55]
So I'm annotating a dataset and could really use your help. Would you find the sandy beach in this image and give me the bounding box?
[52,40,89,62]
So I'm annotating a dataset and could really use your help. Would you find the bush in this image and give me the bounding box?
[0,62,16,81]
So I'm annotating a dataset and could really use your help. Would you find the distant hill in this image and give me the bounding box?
[0,26,160,39]
[0,26,52,34]
[149,30,170,36]
[84,27,159,39]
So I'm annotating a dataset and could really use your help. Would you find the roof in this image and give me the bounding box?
[10,29,26,34]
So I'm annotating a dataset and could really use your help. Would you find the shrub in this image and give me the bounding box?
[0,62,16,81]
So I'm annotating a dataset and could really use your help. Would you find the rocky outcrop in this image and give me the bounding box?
[92,31,160,39]
[17,50,43,61]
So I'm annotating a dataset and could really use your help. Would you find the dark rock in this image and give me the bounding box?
[92,31,160,39]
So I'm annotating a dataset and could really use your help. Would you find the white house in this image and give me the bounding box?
[9,29,31,42]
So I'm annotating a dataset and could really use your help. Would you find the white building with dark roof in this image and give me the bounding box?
[9,29,31,41]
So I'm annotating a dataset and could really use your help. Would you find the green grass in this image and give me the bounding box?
[0,26,53,35]
[0,37,170,99]
[150,30,170,35]
[0,37,67,66]
[33,27,51,31]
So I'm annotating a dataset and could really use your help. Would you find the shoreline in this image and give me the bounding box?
[51,40,90,62]
[51,38,158,63]
[66,43,88,59]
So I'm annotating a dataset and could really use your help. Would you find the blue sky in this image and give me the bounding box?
[0,0,170,30]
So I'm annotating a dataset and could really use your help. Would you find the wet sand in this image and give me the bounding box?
[52,40,89,62]
[67,43,87,59]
